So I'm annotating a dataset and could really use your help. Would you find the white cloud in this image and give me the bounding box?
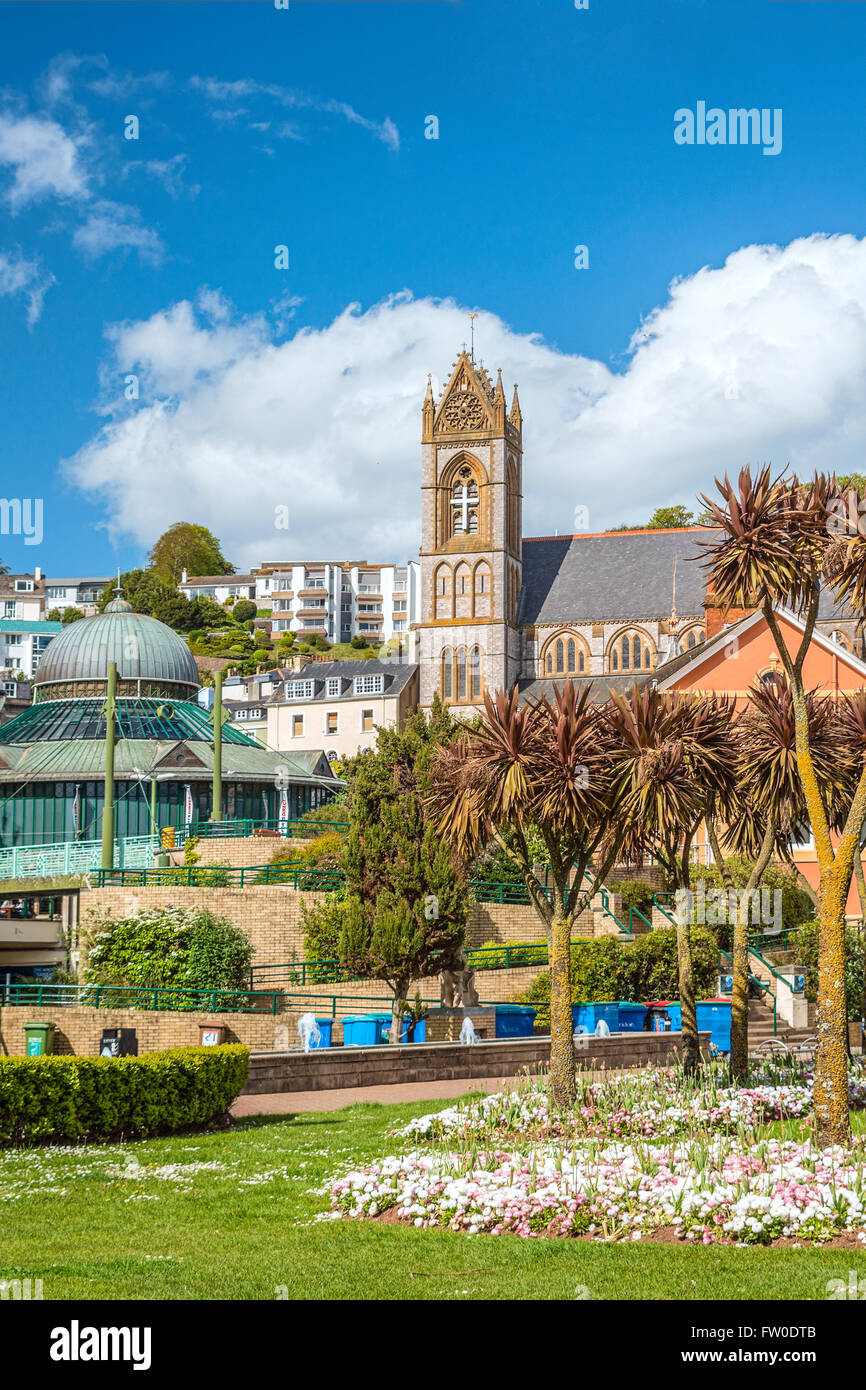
[189,74,399,150]
[0,248,54,325]
[65,234,866,567]
[72,199,164,264]
[0,112,88,210]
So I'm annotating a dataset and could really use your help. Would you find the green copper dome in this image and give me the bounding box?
[33,599,200,702]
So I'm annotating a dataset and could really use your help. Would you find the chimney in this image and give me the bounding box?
[181,569,188,584]
[34,566,42,582]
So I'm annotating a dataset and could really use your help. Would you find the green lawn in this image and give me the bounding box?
[2,1097,865,1301]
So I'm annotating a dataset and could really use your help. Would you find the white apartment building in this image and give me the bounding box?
[0,572,60,679]
[266,659,420,761]
[44,577,112,615]
[178,573,257,605]
[256,561,420,647]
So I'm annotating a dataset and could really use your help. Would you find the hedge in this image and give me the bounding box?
[0,1044,250,1146]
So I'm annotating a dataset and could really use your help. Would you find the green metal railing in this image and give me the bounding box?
[0,981,287,1015]
[93,863,345,889]
[184,817,349,840]
[249,941,551,989]
[718,947,778,1036]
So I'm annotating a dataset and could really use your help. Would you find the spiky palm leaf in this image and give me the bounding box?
[699,466,827,615]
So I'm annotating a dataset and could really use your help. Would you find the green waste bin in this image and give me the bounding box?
[24,1021,55,1057]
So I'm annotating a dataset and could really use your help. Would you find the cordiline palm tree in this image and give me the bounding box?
[606,686,738,1074]
[713,678,848,1082]
[701,467,866,1146]
[429,683,626,1109]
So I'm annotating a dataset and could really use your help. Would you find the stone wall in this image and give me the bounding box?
[244,1030,710,1095]
[81,882,551,968]
[0,1003,302,1057]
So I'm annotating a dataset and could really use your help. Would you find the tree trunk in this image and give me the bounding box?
[731,820,777,1085]
[675,899,701,1075]
[549,915,576,1108]
[730,895,750,1085]
[389,982,408,1044]
[814,877,852,1147]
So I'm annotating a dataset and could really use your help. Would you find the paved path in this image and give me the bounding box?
[231,1075,522,1115]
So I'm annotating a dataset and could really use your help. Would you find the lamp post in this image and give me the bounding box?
[100,661,117,871]
[211,668,223,822]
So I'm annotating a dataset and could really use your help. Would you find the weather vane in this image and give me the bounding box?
[469,311,478,362]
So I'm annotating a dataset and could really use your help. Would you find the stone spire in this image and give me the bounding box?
[509,382,522,431]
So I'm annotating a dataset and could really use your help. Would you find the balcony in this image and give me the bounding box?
[298,587,328,599]
[297,604,329,618]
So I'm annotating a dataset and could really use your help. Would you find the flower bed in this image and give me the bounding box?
[330,1136,866,1245]
[397,1064,866,1144]
[328,1062,866,1246]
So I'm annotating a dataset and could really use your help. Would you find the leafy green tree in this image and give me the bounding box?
[338,701,469,1040]
[61,607,84,624]
[431,685,631,1105]
[701,466,866,1145]
[148,523,235,587]
[647,505,697,529]
[233,599,257,623]
[46,608,61,622]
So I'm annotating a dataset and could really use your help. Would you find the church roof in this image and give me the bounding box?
[518,528,713,626]
[517,672,653,706]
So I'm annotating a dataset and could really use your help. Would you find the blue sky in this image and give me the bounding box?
[2,0,866,575]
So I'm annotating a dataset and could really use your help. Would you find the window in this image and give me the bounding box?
[684,626,705,650]
[354,674,384,695]
[284,680,315,699]
[393,599,407,612]
[6,633,22,645]
[829,629,849,648]
[441,645,483,703]
[292,715,304,737]
[541,632,587,677]
[361,709,374,732]
[359,603,379,613]
[326,711,338,735]
[326,677,342,697]
[14,580,33,592]
[608,630,654,673]
[449,466,479,537]
[3,602,16,618]
[393,621,406,632]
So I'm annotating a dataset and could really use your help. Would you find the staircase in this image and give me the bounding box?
[747,996,816,1054]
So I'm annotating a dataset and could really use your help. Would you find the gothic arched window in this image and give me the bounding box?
[540,630,588,677]
[441,645,484,704]
[450,466,479,538]
[607,629,655,674]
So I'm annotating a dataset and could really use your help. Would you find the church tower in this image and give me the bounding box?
[417,348,523,710]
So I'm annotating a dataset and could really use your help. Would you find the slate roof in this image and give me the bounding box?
[266,659,418,702]
[517,672,653,706]
[518,528,714,626]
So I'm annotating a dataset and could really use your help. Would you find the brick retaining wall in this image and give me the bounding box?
[244,1030,709,1094]
[0,1003,304,1057]
[80,883,551,969]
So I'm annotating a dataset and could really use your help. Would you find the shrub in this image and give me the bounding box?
[300,890,350,975]
[607,879,656,915]
[472,940,547,970]
[514,927,720,1026]
[84,906,252,993]
[232,599,257,623]
[350,635,367,649]
[0,1045,249,1146]
[788,921,865,1020]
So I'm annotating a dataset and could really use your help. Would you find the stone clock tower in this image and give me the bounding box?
[417,349,523,711]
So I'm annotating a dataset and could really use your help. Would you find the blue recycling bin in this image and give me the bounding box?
[617,1002,647,1033]
[310,1018,333,1049]
[399,1016,426,1043]
[342,1015,383,1047]
[494,1005,536,1038]
[572,1002,620,1033]
[696,1000,732,1053]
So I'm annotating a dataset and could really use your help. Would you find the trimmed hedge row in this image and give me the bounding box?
[0,1044,250,1146]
